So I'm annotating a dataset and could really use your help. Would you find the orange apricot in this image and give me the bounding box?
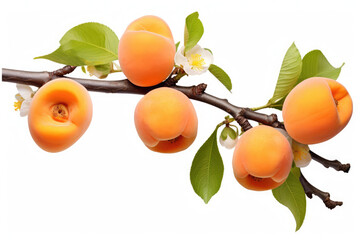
[282,77,352,144]
[232,125,293,191]
[118,15,176,87]
[134,87,198,153]
[28,78,92,152]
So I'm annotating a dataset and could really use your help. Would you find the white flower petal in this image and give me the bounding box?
[183,62,200,75]
[219,136,238,149]
[292,141,311,168]
[185,44,202,57]
[16,84,33,99]
[174,46,187,67]
[200,49,214,68]
[20,99,31,117]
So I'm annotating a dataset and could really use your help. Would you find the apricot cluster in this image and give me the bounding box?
[232,77,352,191]
[117,16,199,153]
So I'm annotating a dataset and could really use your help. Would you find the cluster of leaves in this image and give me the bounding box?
[190,42,343,231]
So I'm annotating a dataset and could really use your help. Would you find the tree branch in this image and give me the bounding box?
[2,67,283,128]
[310,150,351,173]
[299,171,343,209]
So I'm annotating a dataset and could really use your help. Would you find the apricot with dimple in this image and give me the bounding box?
[118,15,176,87]
[282,77,352,144]
[232,125,293,191]
[28,78,92,152]
[134,87,198,153]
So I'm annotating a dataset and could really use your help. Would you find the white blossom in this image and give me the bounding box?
[175,44,214,75]
[14,84,35,117]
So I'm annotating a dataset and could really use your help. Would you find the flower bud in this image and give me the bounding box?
[219,126,238,149]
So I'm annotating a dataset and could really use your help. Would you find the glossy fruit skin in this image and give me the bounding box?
[282,77,352,144]
[118,15,176,87]
[232,125,293,191]
[134,87,198,153]
[28,78,92,152]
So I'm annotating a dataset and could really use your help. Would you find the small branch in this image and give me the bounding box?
[310,151,351,173]
[299,171,343,209]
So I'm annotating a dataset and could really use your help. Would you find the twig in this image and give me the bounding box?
[299,171,343,209]
[310,150,351,173]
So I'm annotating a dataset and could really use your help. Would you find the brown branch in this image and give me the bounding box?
[310,150,351,173]
[299,171,343,209]
[2,67,283,128]
[50,65,77,78]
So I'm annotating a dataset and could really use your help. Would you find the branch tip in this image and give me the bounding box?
[310,151,351,173]
[299,171,343,210]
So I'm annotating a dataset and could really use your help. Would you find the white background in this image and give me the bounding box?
[1,0,359,239]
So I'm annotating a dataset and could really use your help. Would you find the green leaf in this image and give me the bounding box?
[267,43,302,108]
[35,45,86,66]
[184,12,204,54]
[208,64,232,91]
[190,126,224,204]
[175,41,180,52]
[298,50,344,83]
[35,22,119,66]
[272,167,306,231]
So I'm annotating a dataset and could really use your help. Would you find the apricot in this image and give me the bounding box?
[134,87,197,153]
[118,15,176,87]
[28,78,92,152]
[282,77,352,144]
[232,125,293,191]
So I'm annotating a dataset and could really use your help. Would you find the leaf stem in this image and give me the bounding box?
[250,103,270,111]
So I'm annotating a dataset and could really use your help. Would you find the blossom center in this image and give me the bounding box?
[14,100,23,111]
[189,54,205,70]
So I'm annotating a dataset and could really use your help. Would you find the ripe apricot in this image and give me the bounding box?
[282,77,352,144]
[232,125,293,191]
[28,78,92,152]
[118,15,176,87]
[134,87,197,153]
